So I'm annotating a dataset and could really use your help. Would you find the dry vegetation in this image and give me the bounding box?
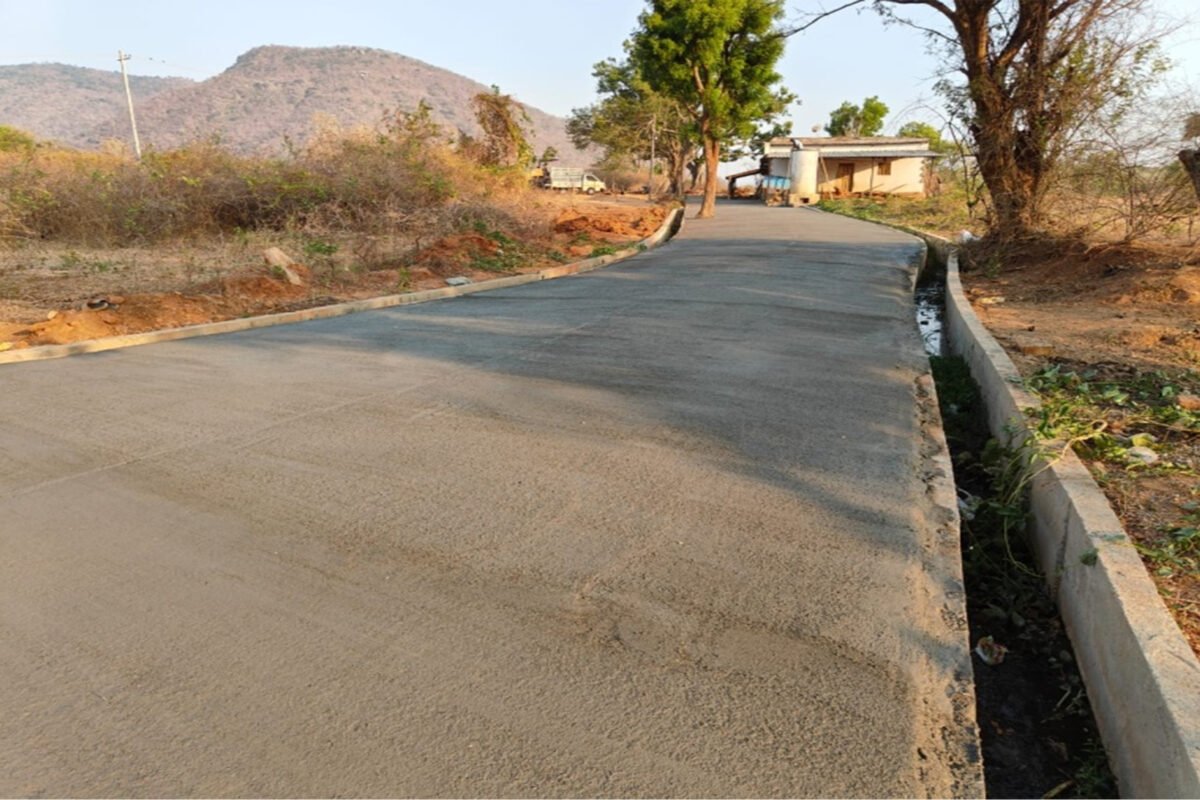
[0,109,666,349]
[824,165,1200,653]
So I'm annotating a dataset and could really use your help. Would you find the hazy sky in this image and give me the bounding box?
[1,0,1197,135]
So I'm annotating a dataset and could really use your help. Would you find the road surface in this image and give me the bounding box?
[1,202,979,797]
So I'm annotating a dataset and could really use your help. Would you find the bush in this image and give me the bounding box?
[0,108,540,254]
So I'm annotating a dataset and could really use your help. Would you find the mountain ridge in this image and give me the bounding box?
[0,45,584,161]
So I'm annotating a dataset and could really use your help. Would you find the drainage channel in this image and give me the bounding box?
[917,263,1116,798]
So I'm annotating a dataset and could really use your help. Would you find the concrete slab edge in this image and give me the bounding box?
[943,249,1200,798]
[913,370,987,798]
[0,205,685,366]
[806,215,984,794]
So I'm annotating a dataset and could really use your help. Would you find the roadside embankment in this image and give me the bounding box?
[0,206,684,366]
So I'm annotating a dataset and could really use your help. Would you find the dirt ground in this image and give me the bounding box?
[0,195,667,350]
[962,241,1200,653]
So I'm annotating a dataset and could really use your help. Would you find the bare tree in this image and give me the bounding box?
[1062,89,1198,242]
[792,0,1170,239]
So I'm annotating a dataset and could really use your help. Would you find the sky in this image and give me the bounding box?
[1,0,1198,137]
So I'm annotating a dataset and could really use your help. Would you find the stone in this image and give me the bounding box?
[1127,446,1159,465]
[445,276,472,287]
[262,247,305,286]
[1177,393,1200,411]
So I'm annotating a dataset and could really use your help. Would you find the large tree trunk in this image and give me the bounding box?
[973,121,1042,237]
[1181,150,1200,203]
[698,120,719,218]
[955,5,1044,239]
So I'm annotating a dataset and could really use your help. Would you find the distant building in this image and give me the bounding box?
[763,136,939,205]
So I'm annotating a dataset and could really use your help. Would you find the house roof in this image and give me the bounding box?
[810,149,940,159]
[768,136,931,148]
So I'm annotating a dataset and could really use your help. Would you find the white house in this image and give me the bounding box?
[762,136,939,205]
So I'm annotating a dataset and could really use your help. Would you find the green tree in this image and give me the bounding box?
[824,96,889,137]
[896,120,954,154]
[568,58,697,196]
[631,0,793,218]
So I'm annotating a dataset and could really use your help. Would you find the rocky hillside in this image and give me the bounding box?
[0,46,583,160]
[0,63,191,146]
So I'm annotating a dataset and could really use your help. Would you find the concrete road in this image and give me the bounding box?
[1,202,979,797]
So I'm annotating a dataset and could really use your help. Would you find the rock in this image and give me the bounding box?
[977,296,1006,305]
[46,310,57,320]
[1126,446,1159,465]
[262,247,306,286]
[1177,393,1200,411]
[445,276,472,287]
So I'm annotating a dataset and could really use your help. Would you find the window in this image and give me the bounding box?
[877,160,892,176]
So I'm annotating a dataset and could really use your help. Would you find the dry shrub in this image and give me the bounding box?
[0,107,543,259]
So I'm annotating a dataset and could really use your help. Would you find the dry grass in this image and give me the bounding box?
[0,109,542,260]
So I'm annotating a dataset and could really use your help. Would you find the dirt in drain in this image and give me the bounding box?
[931,354,1116,799]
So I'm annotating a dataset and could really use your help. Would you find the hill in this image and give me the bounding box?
[0,63,192,146]
[0,46,583,160]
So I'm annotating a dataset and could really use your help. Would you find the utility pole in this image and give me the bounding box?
[117,50,142,159]
[648,112,656,197]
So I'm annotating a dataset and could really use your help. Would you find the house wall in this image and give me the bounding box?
[815,157,925,196]
[767,157,790,178]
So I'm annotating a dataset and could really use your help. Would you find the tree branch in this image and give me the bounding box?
[778,0,868,37]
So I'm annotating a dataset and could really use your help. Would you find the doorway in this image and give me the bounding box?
[835,162,855,195]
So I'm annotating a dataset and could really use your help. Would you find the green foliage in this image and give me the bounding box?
[303,238,338,258]
[897,120,954,155]
[0,125,36,153]
[825,96,888,137]
[1025,364,1200,582]
[630,0,793,215]
[814,187,977,237]
[1027,365,1199,466]
[568,58,697,195]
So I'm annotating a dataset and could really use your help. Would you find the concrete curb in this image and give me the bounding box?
[0,206,685,366]
[944,249,1200,798]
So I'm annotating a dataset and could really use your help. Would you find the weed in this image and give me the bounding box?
[930,354,1116,798]
[55,250,83,271]
[302,238,338,258]
[588,245,616,258]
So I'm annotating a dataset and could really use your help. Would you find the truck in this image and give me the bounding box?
[540,166,607,194]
